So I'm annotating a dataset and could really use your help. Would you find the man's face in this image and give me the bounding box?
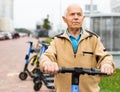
[63,6,84,29]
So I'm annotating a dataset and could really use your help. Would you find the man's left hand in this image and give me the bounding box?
[101,63,114,75]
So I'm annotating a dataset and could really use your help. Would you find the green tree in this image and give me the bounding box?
[15,28,31,34]
[42,15,51,30]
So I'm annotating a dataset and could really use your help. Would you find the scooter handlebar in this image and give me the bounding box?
[59,67,107,75]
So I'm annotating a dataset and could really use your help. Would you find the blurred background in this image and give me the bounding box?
[0,0,120,67]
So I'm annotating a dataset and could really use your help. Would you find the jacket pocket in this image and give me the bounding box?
[83,51,93,56]
[76,52,95,68]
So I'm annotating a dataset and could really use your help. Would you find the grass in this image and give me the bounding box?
[100,68,120,92]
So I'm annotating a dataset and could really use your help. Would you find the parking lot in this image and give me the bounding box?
[0,37,54,92]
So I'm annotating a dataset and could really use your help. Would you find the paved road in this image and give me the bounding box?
[0,37,54,92]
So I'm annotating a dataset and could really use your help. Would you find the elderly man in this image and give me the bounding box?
[40,4,115,92]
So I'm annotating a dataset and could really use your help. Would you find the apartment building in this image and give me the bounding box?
[111,0,120,12]
[0,0,14,32]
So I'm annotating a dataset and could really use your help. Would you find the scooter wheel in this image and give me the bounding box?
[33,75,39,83]
[19,72,28,80]
[34,82,42,91]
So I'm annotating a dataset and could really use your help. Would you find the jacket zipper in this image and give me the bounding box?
[74,52,76,58]
[74,40,82,58]
[64,36,79,58]
[73,39,82,58]
[66,38,77,58]
[74,48,78,58]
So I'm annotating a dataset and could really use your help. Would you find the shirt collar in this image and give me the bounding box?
[67,28,82,39]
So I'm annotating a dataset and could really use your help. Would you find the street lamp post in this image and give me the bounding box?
[59,0,62,32]
[90,0,93,31]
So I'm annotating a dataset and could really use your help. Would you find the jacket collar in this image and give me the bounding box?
[80,27,91,41]
[59,27,91,41]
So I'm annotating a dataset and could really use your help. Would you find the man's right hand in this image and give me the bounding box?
[42,61,59,75]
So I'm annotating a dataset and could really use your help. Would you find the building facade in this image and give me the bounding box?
[90,14,120,51]
[111,0,120,12]
[0,0,14,32]
[88,13,120,68]
[84,1,120,68]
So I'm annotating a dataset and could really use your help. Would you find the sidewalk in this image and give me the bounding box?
[0,37,54,92]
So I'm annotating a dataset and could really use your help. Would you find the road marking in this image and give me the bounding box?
[7,72,19,77]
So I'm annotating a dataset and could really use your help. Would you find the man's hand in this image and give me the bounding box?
[42,61,59,74]
[101,63,114,75]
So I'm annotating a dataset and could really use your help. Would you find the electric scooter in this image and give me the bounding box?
[19,41,49,80]
[59,67,107,92]
[33,67,107,92]
[32,42,55,91]
[19,41,35,80]
[19,40,55,91]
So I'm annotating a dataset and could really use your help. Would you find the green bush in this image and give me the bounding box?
[100,68,120,92]
[43,38,52,44]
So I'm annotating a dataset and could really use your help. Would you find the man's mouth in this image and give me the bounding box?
[72,22,80,24]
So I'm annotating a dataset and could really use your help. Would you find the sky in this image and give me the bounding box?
[13,0,111,29]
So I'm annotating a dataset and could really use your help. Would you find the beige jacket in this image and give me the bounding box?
[40,28,115,92]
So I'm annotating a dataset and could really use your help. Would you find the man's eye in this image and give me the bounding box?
[77,13,81,16]
[70,13,81,16]
[70,13,75,16]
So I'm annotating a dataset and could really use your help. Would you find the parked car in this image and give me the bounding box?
[12,32,20,39]
[0,31,13,40]
[0,33,6,40]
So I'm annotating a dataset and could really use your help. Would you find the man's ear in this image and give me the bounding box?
[82,16,85,20]
[62,16,66,23]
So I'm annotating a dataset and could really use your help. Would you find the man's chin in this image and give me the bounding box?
[72,26,81,29]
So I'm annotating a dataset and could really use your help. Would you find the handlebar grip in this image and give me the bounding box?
[88,68,107,75]
[59,67,74,73]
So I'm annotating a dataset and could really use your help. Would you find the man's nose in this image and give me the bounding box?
[74,14,79,19]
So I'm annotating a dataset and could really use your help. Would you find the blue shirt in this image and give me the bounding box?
[67,29,82,53]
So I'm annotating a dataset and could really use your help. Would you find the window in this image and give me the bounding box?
[91,16,120,51]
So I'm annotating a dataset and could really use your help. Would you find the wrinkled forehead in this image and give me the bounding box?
[65,5,83,16]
